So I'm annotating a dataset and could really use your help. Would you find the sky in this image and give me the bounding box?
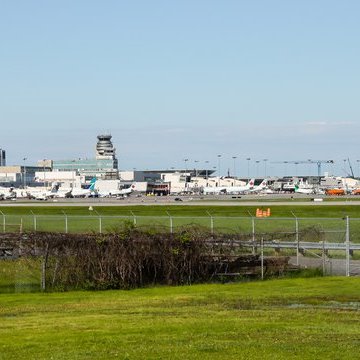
[1,0,359,177]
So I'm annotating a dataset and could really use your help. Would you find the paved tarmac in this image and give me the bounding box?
[1,194,360,207]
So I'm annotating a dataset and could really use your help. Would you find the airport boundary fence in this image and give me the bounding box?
[0,212,359,235]
[1,214,360,293]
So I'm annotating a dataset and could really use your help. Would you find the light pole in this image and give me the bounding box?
[255,160,260,178]
[183,158,189,171]
[183,158,189,189]
[284,161,288,176]
[263,159,268,178]
[232,156,237,178]
[217,155,222,178]
[294,162,299,176]
[70,160,76,188]
[194,160,199,177]
[205,161,209,179]
[23,157,27,188]
[246,158,251,181]
[43,159,46,189]
[307,159,312,175]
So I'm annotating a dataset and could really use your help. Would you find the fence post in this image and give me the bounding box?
[322,240,326,275]
[41,243,49,291]
[62,211,68,233]
[0,210,5,233]
[291,212,299,266]
[94,209,102,234]
[166,211,173,234]
[247,211,256,254]
[345,216,350,277]
[41,258,46,291]
[130,211,137,226]
[261,237,264,280]
[31,210,37,231]
[206,211,214,234]
[251,216,256,255]
[99,216,102,234]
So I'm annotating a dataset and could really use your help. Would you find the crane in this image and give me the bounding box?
[271,160,334,177]
[345,158,355,178]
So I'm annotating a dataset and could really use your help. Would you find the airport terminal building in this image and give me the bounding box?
[52,135,118,179]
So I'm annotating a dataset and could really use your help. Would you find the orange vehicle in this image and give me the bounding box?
[352,189,360,195]
[325,188,346,196]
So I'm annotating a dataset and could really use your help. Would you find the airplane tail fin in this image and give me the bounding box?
[247,178,255,188]
[89,177,97,191]
[259,179,267,188]
[50,182,59,193]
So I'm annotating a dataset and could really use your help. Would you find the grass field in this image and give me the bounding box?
[1,277,360,359]
[1,204,360,217]
[0,204,358,243]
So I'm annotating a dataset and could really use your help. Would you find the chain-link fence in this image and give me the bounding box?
[1,215,359,293]
[0,213,359,236]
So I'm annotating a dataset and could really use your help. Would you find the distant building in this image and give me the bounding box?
[0,149,5,166]
[0,166,42,187]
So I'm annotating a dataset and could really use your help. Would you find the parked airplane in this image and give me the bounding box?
[248,179,268,193]
[0,187,17,200]
[96,183,136,198]
[69,178,97,198]
[294,184,316,195]
[202,185,227,195]
[222,178,256,194]
[25,186,54,200]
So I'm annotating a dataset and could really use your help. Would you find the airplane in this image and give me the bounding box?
[47,183,72,198]
[96,183,137,198]
[69,178,97,198]
[221,178,256,194]
[294,184,316,195]
[202,185,227,195]
[248,179,268,193]
[0,187,17,200]
[21,182,71,200]
[24,187,52,200]
[260,188,276,194]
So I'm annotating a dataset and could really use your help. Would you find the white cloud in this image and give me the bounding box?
[306,121,327,126]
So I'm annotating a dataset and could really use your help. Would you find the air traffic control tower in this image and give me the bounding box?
[96,134,117,161]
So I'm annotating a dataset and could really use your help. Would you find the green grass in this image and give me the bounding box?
[0,277,360,359]
[0,204,359,240]
[0,204,360,217]
[0,259,42,293]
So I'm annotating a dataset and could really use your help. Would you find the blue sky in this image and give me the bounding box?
[1,0,359,177]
